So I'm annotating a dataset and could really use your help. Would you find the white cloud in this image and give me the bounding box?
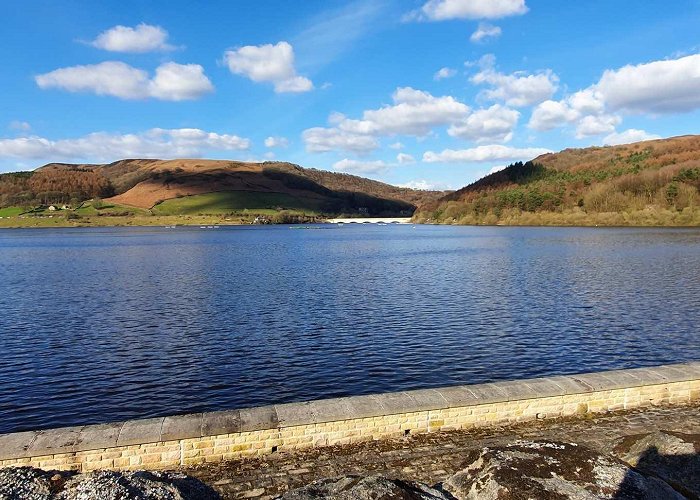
[302,127,379,153]
[575,114,621,139]
[603,129,661,146]
[528,89,612,136]
[389,142,404,150]
[396,153,415,164]
[148,62,215,101]
[223,41,313,93]
[412,0,528,21]
[398,179,452,190]
[90,23,174,53]
[595,54,700,114]
[338,87,470,136]
[470,55,558,107]
[303,87,470,153]
[470,23,502,43]
[332,158,389,175]
[423,145,551,163]
[35,61,213,101]
[488,165,507,174]
[0,128,250,162]
[434,67,457,80]
[528,100,578,131]
[448,104,519,143]
[9,121,31,132]
[264,136,289,148]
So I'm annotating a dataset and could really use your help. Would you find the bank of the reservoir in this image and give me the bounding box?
[1,362,698,473]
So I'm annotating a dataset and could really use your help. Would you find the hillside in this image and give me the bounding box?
[0,159,447,219]
[415,135,700,226]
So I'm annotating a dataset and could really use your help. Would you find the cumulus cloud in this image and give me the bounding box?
[448,104,520,143]
[595,54,700,114]
[423,145,551,163]
[603,129,661,146]
[0,128,250,162]
[396,153,415,164]
[35,61,213,101]
[223,41,313,93]
[332,158,389,175]
[303,87,470,153]
[410,0,528,21]
[470,23,502,43]
[470,55,558,107]
[90,23,174,53]
[434,67,457,80]
[302,127,379,154]
[574,114,621,139]
[399,179,452,190]
[264,136,289,148]
[339,87,470,136]
[528,88,616,138]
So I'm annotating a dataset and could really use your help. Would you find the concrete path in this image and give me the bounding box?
[179,402,700,499]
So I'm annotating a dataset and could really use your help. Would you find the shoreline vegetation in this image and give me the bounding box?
[416,135,700,227]
[1,136,699,229]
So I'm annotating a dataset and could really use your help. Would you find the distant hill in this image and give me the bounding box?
[0,159,448,218]
[415,135,700,226]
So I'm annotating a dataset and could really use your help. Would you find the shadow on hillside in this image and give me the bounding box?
[614,445,699,499]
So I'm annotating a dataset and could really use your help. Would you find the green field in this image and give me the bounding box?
[152,191,325,215]
[0,207,25,217]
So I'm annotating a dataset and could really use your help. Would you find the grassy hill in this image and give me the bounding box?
[415,135,700,226]
[0,159,448,224]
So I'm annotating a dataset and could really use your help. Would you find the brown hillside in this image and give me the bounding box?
[416,135,700,226]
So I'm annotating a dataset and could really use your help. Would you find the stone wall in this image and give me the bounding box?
[1,362,698,472]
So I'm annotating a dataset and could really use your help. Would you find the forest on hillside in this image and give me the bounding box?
[416,137,700,226]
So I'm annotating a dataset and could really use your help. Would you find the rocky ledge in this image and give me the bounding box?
[277,437,695,499]
[1,431,697,499]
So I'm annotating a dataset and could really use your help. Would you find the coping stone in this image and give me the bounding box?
[74,422,123,453]
[28,426,83,456]
[309,398,355,424]
[493,381,540,401]
[160,413,203,442]
[239,405,278,432]
[201,410,241,437]
[116,417,164,447]
[372,391,418,415]
[275,401,314,427]
[466,382,509,404]
[433,385,480,407]
[404,389,449,412]
[537,376,587,396]
[522,378,569,399]
[0,431,37,460]
[654,364,698,382]
[343,394,384,420]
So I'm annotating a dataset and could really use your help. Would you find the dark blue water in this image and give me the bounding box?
[0,225,699,434]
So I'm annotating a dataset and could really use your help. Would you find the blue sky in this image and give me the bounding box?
[1,0,700,189]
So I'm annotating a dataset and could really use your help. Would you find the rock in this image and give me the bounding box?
[276,474,449,500]
[614,431,700,497]
[442,441,683,499]
[0,467,62,500]
[0,467,218,500]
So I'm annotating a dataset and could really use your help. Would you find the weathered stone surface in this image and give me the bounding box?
[0,431,37,460]
[614,431,700,497]
[442,441,683,499]
[117,417,164,447]
[202,411,241,437]
[57,470,218,499]
[161,414,203,441]
[0,466,55,500]
[0,467,219,499]
[277,474,448,499]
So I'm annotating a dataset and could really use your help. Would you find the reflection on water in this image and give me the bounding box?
[0,225,698,433]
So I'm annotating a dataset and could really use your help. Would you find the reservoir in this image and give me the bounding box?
[0,224,698,434]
